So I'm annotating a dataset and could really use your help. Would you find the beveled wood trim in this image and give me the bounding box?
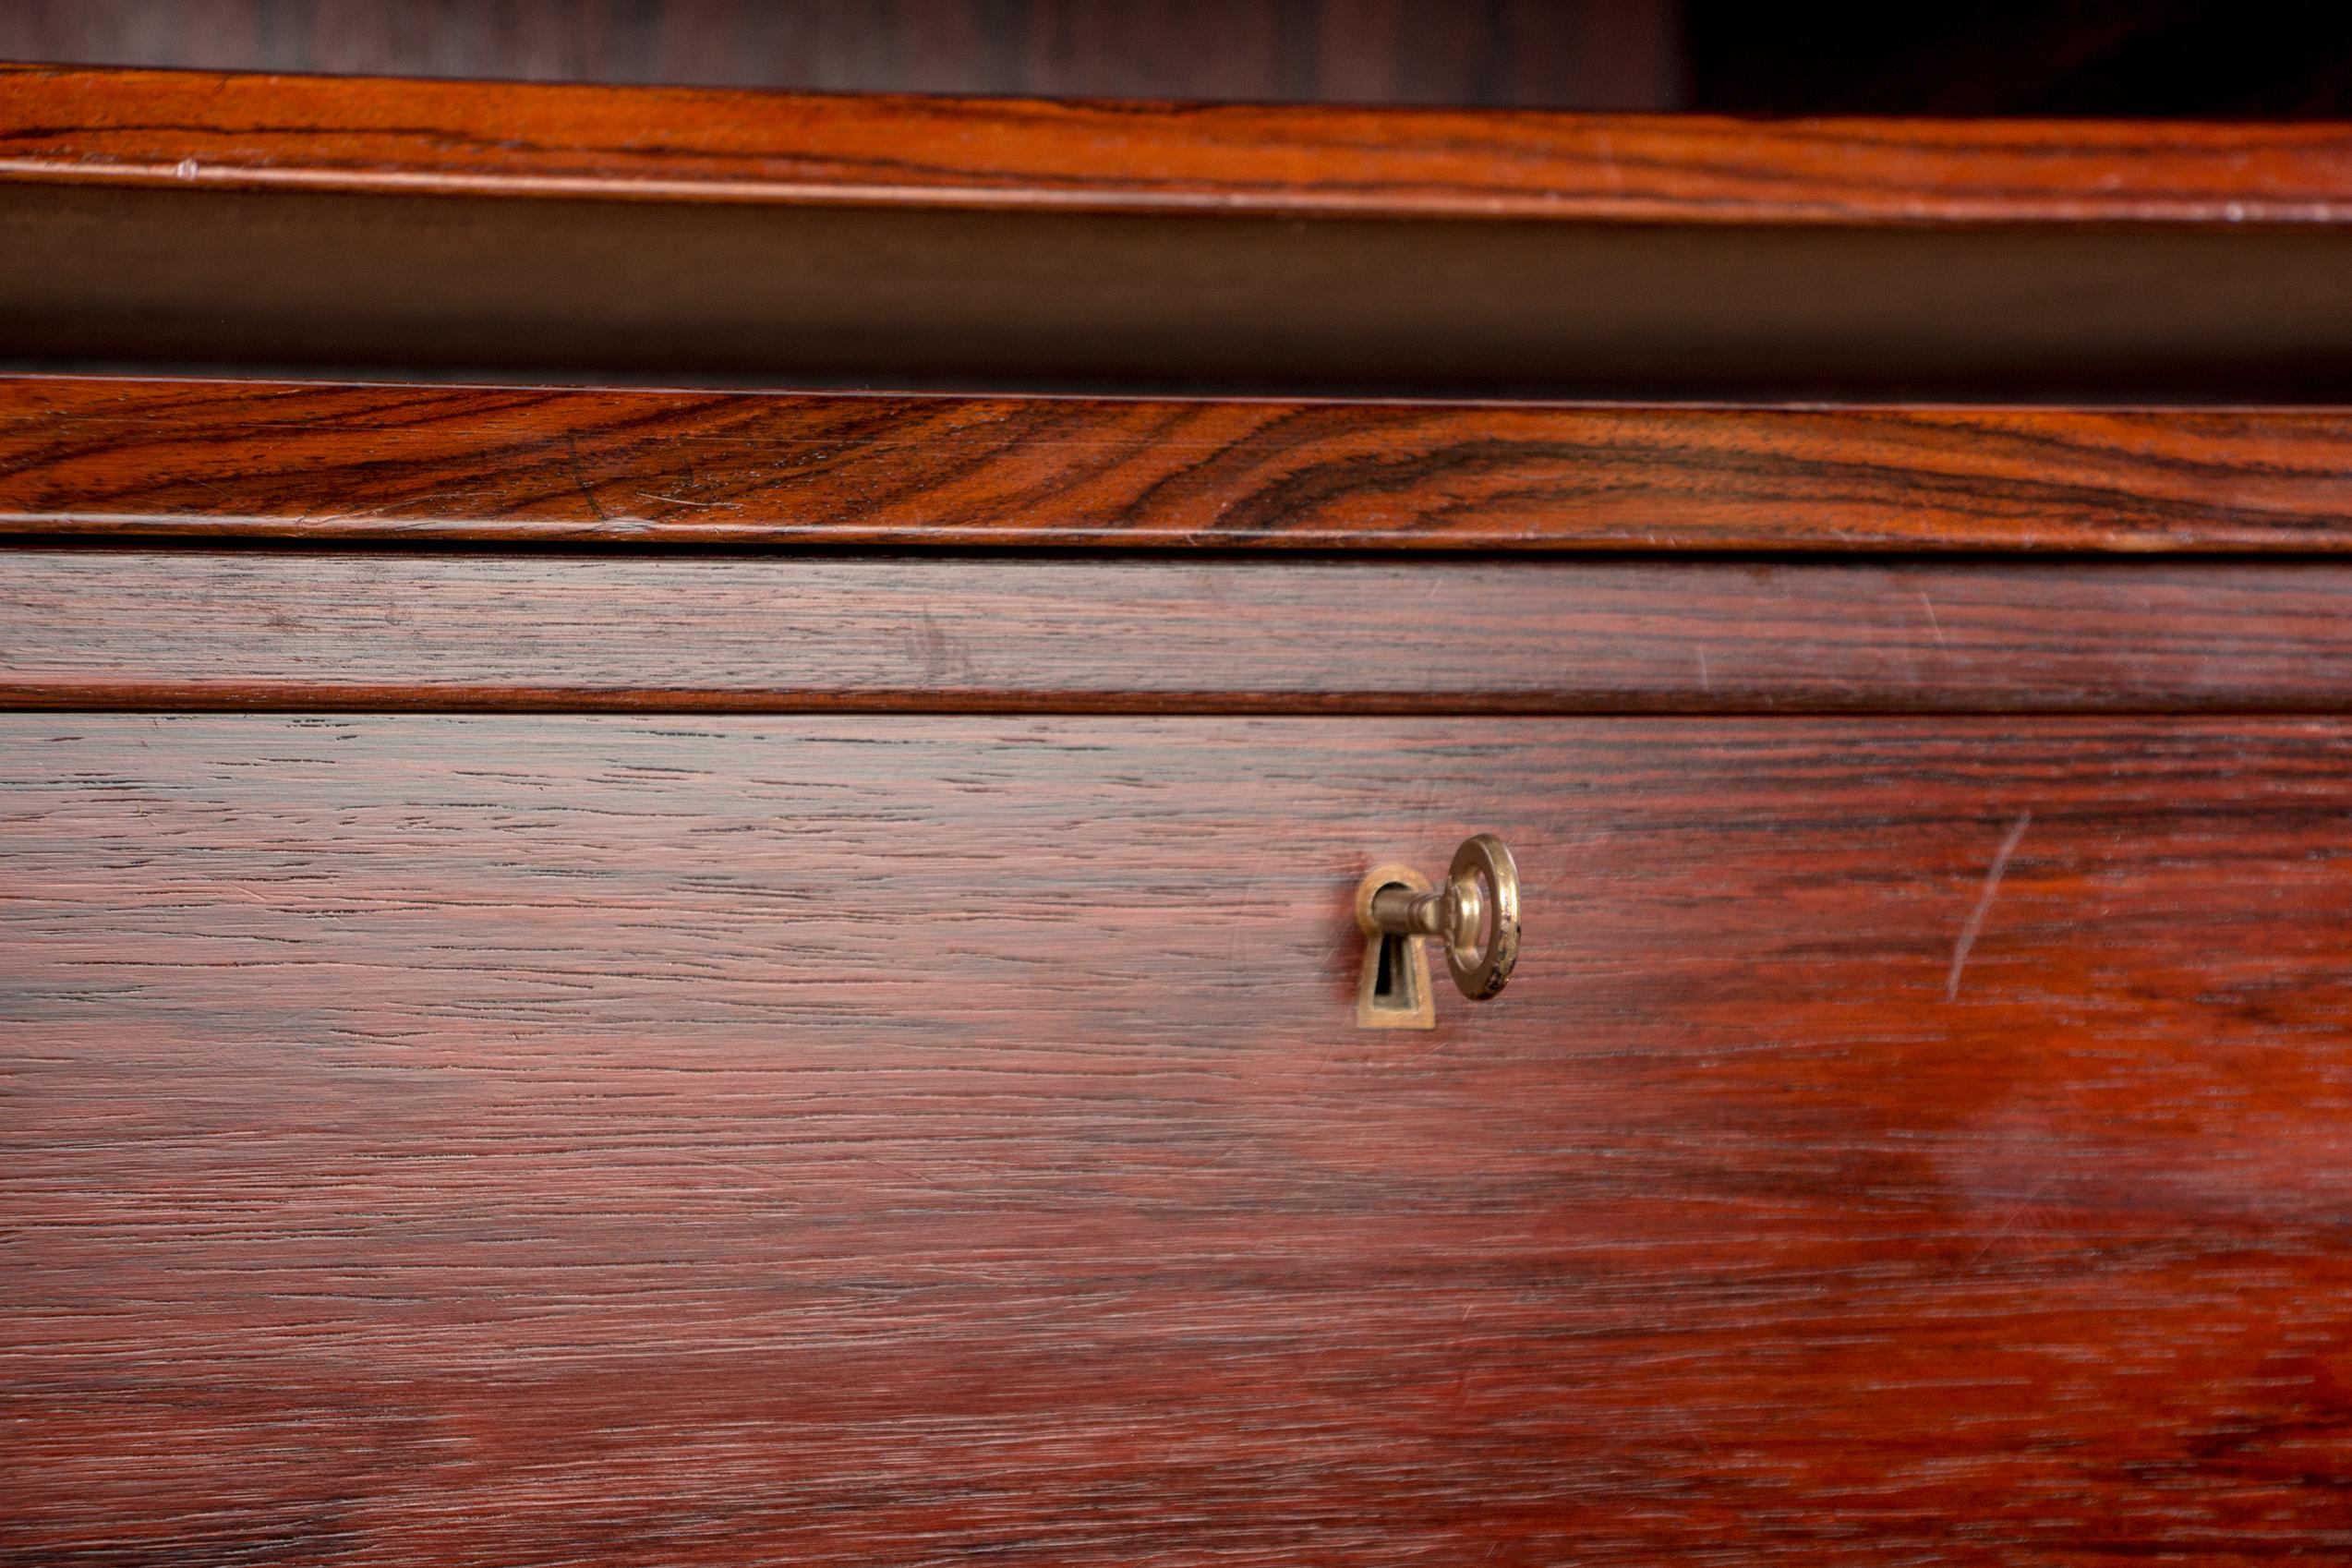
[9,377,2352,550]
[10,73,2352,395]
[6,550,2348,714]
[5,64,2352,225]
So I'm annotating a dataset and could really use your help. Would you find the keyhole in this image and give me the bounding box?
[1373,929,1405,1001]
[1355,873,1436,1029]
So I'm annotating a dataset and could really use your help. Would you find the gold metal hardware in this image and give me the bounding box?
[1354,834,1520,1028]
[1355,862,1438,1028]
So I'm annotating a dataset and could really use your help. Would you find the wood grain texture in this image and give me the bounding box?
[6,549,2352,713]
[5,62,2352,223]
[6,714,2351,1563]
[13,71,2352,394]
[11,377,2352,549]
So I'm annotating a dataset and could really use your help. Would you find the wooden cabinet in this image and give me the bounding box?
[3,64,2350,1566]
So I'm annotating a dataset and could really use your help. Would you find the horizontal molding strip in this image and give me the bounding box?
[9,379,2352,550]
[6,65,2352,225]
[5,552,2348,714]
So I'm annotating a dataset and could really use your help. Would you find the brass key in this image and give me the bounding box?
[1354,834,1520,1028]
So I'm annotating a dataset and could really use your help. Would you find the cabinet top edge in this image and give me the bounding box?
[6,62,2352,227]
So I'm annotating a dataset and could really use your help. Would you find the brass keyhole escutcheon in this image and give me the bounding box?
[1354,834,1521,1029]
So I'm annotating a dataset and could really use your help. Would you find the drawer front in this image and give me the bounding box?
[6,715,2348,1564]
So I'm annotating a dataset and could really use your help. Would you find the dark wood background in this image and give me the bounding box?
[0,0,1688,108]
[4,0,2349,115]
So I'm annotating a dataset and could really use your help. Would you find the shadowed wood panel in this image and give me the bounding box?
[6,550,2352,713]
[11,73,2352,393]
[12,188,2352,396]
[5,64,2349,223]
[5,715,2350,1562]
[10,378,2352,549]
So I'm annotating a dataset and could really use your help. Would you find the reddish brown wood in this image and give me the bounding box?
[6,549,2352,713]
[11,73,2352,392]
[10,377,2352,549]
[5,714,2350,1562]
[6,63,2352,223]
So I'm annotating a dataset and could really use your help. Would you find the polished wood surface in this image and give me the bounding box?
[7,61,2348,1562]
[6,550,2352,713]
[10,378,2352,549]
[11,72,2352,393]
[5,63,2349,223]
[6,714,2349,1563]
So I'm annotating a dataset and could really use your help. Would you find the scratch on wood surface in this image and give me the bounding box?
[1948,810,2032,999]
[561,433,609,521]
[1918,588,1949,650]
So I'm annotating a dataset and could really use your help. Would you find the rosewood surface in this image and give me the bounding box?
[9,378,2352,549]
[6,64,2351,1565]
[6,714,2350,1564]
[6,63,2352,224]
[10,73,2352,393]
[5,550,2352,713]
